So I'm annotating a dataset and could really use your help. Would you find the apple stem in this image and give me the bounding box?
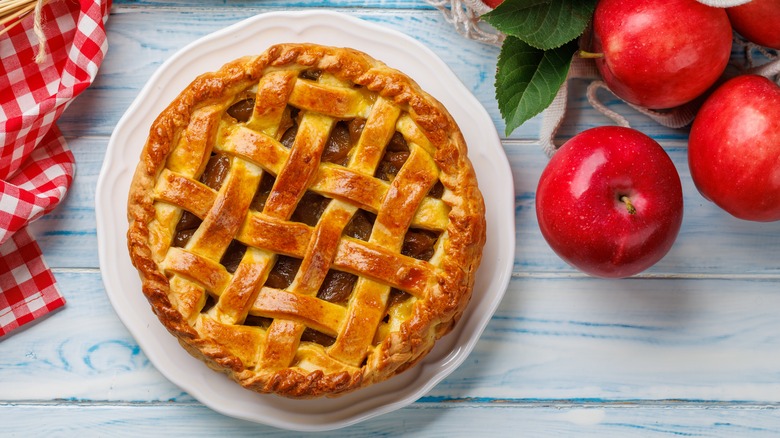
[620,196,637,215]
[578,50,605,59]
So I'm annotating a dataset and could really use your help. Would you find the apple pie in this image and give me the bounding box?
[126,43,485,398]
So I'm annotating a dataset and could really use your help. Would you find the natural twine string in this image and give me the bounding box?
[540,42,778,157]
[734,35,780,82]
[0,0,48,63]
[32,0,46,63]
[424,0,504,46]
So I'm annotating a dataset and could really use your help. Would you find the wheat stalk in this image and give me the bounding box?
[1,0,49,63]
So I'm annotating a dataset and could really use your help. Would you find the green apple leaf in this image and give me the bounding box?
[483,0,597,50]
[496,36,577,136]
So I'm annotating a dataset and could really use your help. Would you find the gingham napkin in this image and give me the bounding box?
[0,0,110,337]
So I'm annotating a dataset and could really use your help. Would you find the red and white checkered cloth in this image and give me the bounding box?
[0,0,110,337]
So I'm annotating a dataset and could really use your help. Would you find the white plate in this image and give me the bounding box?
[96,10,514,432]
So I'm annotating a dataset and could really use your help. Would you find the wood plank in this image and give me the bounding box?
[112,0,433,8]
[429,276,780,402]
[59,8,519,140]
[0,271,188,402]
[510,142,780,276]
[28,136,106,269]
[96,5,768,145]
[1,402,780,436]
[37,134,780,275]
[81,7,750,143]
[509,141,780,275]
[3,272,780,403]
[554,78,692,142]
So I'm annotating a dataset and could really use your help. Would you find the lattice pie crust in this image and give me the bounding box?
[127,43,485,398]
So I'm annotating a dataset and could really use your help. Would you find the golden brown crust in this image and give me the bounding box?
[127,43,485,398]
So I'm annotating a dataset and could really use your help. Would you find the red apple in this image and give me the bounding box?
[688,75,780,222]
[536,126,684,278]
[727,0,780,49]
[482,0,504,8]
[590,0,732,109]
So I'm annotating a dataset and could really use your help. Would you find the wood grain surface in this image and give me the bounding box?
[2,1,780,436]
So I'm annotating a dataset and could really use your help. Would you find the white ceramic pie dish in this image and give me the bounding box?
[96,10,514,432]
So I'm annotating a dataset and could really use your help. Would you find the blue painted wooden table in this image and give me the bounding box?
[3,1,780,435]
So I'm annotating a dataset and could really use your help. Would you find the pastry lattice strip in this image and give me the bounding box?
[151,68,449,371]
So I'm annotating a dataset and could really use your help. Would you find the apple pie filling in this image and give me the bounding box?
[171,93,443,353]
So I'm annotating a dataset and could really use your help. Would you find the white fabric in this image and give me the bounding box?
[539,56,599,157]
[539,56,701,156]
[736,37,780,77]
[696,0,752,6]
